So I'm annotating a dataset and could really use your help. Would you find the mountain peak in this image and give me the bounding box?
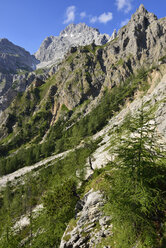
[137,4,147,13]
[131,3,158,23]
[60,23,99,37]
[35,23,110,68]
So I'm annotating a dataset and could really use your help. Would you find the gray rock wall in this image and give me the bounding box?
[60,190,112,248]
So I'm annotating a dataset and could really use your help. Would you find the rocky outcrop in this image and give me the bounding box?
[60,190,112,248]
[0,71,49,117]
[35,23,110,68]
[107,4,166,65]
[0,38,38,73]
[0,38,40,115]
[109,29,117,41]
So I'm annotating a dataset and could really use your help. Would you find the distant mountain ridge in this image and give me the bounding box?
[0,38,38,73]
[0,4,166,118]
[35,23,114,68]
[0,39,39,115]
[0,23,115,115]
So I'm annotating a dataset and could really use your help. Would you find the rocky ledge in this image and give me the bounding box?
[60,189,112,248]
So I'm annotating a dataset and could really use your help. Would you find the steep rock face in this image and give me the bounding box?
[35,23,111,68]
[51,5,166,119]
[60,190,112,248]
[0,38,38,73]
[107,4,166,64]
[0,39,40,116]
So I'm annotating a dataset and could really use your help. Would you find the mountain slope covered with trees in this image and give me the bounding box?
[0,4,165,248]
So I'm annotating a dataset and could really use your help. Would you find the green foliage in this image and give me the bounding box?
[61,104,69,112]
[115,58,124,66]
[159,55,166,63]
[66,218,77,233]
[34,68,45,75]
[105,106,166,247]
[0,144,42,175]
[29,179,79,247]
[43,179,78,220]
[63,234,71,242]
[0,66,150,176]
[39,74,56,99]
[0,141,98,247]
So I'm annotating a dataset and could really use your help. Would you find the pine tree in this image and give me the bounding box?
[107,104,166,247]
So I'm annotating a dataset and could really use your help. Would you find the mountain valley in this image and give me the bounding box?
[0,4,166,248]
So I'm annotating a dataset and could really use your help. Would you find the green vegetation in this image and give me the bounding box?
[104,106,166,248]
[0,98,165,247]
[0,141,98,247]
[0,37,165,248]
[0,66,150,176]
[39,74,56,99]
[115,58,124,66]
[34,68,45,75]
[78,106,166,248]
[159,55,166,63]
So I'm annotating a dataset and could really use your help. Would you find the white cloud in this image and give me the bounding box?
[90,16,98,23]
[116,0,132,13]
[90,12,113,24]
[80,12,86,18]
[98,12,113,24]
[121,18,129,27]
[63,6,76,24]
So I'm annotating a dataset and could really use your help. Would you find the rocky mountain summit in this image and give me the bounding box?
[35,23,112,68]
[32,4,166,122]
[0,24,113,115]
[116,4,165,63]
[0,4,165,123]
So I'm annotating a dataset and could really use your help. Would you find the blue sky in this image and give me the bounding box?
[0,0,165,54]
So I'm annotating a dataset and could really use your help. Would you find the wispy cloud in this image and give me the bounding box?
[90,16,98,23]
[63,6,76,24]
[121,18,129,27]
[90,12,113,24]
[80,12,86,18]
[63,7,113,25]
[116,0,132,13]
[98,12,113,24]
